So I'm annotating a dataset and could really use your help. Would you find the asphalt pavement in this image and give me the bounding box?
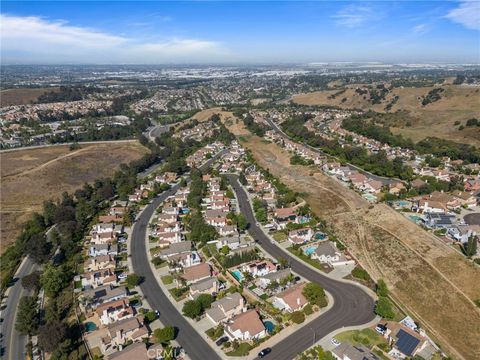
[1,257,37,360]
[226,174,376,360]
[130,155,224,360]
[130,153,375,360]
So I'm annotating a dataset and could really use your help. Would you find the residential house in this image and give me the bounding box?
[275,207,296,229]
[96,298,134,325]
[107,342,148,360]
[239,260,276,277]
[332,343,380,360]
[288,227,313,245]
[311,241,355,267]
[180,263,211,285]
[389,182,406,195]
[362,179,383,194]
[86,255,115,271]
[224,309,267,341]
[423,212,456,229]
[218,225,238,236]
[82,268,117,289]
[102,316,149,354]
[206,292,245,325]
[189,277,219,299]
[257,269,292,289]
[272,283,307,312]
[89,244,117,257]
[82,285,128,310]
[452,191,477,208]
[216,236,241,250]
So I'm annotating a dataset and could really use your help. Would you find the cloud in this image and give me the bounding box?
[413,23,429,34]
[333,4,375,28]
[446,0,480,30]
[0,14,226,63]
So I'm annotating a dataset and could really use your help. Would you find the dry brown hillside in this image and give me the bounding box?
[0,142,149,253]
[292,84,480,147]
[225,118,480,360]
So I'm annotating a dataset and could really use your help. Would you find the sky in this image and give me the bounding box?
[1,1,479,64]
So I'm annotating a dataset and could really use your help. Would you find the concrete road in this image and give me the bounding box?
[1,257,37,360]
[226,174,376,360]
[265,117,398,185]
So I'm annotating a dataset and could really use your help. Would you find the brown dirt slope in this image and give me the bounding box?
[226,119,480,360]
[0,87,60,107]
[0,142,149,252]
[292,84,480,147]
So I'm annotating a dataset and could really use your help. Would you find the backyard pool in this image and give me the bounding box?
[304,246,317,256]
[297,216,310,224]
[409,215,422,223]
[232,270,243,282]
[264,321,275,333]
[315,232,326,240]
[85,322,97,332]
[396,200,410,207]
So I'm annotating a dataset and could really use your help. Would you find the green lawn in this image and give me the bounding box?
[226,343,252,356]
[335,328,386,349]
[272,231,287,242]
[161,275,174,285]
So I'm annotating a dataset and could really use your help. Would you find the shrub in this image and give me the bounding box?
[375,297,395,319]
[351,267,371,281]
[302,283,328,307]
[290,311,305,324]
[154,326,175,344]
[303,304,313,316]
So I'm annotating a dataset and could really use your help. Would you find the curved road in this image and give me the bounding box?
[265,117,399,185]
[131,156,224,360]
[226,174,376,360]
[130,160,375,360]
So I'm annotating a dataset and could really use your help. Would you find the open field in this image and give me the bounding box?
[172,107,236,132]
[225,119,480,360]
[0,142,149,253]
[0,87,60,106]
[292,84,480,147]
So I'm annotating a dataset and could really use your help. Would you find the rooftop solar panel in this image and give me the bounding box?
[396,329,420,356]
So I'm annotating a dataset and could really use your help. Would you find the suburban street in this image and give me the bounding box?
[1,257,37,360]
[264,117,398,185]
[226,174,376,360]
[131,155,224,360]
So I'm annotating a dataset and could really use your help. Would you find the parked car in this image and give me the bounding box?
[215,336,228,346]
[258,348,272,358]
[331,338,340,347]
[375,324,387,334]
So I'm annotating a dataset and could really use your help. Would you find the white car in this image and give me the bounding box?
[331,338,341,347]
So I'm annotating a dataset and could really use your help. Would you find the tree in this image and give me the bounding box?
[38,320,68,352]
[126,274,142,287]
[464,236,478,257]
[154,326,175,344]
[302,283,327,307]
[220,245,230,255]
[26,233,51,264]
[15,296,39,335]
[375,297,395,319]
[237,214,248,231]
[196,294,214,310]
[41,264,70,298]
[239,173,247,186]
[376,279,389,297]
[21,271,41,292]
[290,311,305,324]
[182,300,202,319]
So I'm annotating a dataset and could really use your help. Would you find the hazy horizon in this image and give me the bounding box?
[1,1,479,65]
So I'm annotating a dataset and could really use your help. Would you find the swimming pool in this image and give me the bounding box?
[304,246,317,256]
[85,322,97,332]
[315,232,326,240]
[409,215,422,223]
[264,321,275,333]
[232,270,243,282]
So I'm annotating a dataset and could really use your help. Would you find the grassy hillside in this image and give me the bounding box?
[292,84,480,147]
